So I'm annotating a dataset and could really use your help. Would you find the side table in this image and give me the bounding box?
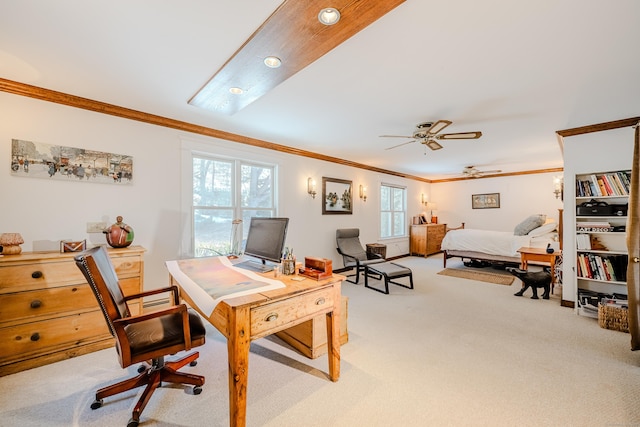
[366,243,387,259]
[517,247,562,294]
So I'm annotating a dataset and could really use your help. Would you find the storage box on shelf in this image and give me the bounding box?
[574,170,630,319]
[0,246,145,376]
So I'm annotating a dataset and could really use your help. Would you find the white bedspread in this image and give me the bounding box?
[441,229,533,257]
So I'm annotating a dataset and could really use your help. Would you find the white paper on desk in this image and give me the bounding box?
[165,256,285,317]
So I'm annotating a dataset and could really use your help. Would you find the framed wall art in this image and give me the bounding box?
[472,193,500,209]
[10,139,133,185]
[322,177,353,214]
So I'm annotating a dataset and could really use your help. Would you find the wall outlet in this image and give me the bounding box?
[87,222,107,233]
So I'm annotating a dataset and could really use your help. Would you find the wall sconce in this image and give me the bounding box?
[421,193,427,205]
[553,175,564,200]
[359,185,367,202]
[307,177,317,199]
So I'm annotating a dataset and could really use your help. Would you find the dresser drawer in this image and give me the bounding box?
[251,288,334,339]
[0,257,142,292]
[0,277,140,325]
[0,310,111,364]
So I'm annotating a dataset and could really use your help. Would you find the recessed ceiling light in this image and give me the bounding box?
[264,56,282,68]
[229,87,244,95]
[318,8,340,25]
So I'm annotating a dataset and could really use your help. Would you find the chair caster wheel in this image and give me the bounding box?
[127,418,139,427]
[193,385,202,395]
[189,360,198,367]
[90,399,103,410]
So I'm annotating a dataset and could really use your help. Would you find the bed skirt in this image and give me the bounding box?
[443,250,520,268]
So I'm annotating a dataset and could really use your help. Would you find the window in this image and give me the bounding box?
[380,184,407,239]
[192,155,276,256]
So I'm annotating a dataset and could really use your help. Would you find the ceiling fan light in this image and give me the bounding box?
[318,8,340,25]
[425,139,443,150]
[264,56,282,68]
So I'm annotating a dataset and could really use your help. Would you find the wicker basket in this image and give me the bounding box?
[598,304,629,333]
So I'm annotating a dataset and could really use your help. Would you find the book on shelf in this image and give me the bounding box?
[577,172,631,197]
[576,253,627,282]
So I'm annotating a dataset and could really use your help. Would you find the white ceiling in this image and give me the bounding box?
[1,1,639,180]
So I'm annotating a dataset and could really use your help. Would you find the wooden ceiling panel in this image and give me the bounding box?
[189,0,405,115]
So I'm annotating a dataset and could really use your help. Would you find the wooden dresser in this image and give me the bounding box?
[0,245,144,376]
[410,224,447,257]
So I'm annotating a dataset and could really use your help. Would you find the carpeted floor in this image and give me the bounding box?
[437,267,515,285]
[1,254,639,427]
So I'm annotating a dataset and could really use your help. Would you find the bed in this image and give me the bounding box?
[441,215,560,268]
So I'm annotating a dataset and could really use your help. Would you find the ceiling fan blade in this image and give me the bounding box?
[385,140,417,150]
[480,169,502,174]
[436,131,482,140]
[379,135,413,139]
[426,120,452,136]
[424,139,443,150]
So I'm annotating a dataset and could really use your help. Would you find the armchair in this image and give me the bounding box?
[336,228,386,284]
[75,246,206,427]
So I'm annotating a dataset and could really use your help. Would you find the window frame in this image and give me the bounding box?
[379,183,408,240]
[180,138,279,257]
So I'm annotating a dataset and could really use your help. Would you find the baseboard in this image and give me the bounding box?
[561,299,575,308]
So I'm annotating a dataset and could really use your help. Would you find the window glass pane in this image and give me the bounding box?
[393,212,405,236]
[392,187,404,210]
[380,186,390,210]
[193,157,232,207]
[194,208,234,256]
[380,212,391,238]
[241,164,273,208]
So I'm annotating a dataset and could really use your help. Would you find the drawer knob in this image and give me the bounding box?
[265,313,278,322]
[30,300,42,309]
[315,297,326,305]
[30,333,40,342]
[31,271,43,279]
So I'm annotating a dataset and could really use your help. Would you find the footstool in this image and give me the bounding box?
[364,262,413,294]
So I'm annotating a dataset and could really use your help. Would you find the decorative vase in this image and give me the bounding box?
[104,216,134,248]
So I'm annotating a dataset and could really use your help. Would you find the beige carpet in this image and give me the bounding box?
[1,255,640,427]
[437,267,515,285]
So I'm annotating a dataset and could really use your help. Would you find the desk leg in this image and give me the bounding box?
[325,284,341,382]
[227,306,250,427]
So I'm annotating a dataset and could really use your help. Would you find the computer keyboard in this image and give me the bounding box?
[235,260,275,273]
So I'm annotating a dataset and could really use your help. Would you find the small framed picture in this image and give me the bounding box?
[472,193,500,209]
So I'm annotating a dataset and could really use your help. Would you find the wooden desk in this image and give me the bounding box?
[517,247,562,293]
[170,265,343,427]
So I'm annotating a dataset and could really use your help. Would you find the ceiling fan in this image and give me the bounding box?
[381,120,482,151]
[461,166,502,178]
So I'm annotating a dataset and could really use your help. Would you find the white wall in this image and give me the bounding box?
[562,127,634,303]
[0,92,564,290]
[432,173,564,231]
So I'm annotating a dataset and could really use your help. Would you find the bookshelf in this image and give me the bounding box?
[574,170,630,318]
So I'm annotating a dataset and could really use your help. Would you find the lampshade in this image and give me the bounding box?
[0,233,24,255]
[0,233,24,245]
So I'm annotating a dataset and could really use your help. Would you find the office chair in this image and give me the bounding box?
[75,246,206,427]
[336,228,386,284]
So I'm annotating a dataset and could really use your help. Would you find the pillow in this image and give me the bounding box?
[514,214,546,236]
[527,221,557,237]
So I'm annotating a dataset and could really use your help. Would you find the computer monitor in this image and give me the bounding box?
[236,217,289,273]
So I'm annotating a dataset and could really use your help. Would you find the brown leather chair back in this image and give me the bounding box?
[75,246,130,337]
